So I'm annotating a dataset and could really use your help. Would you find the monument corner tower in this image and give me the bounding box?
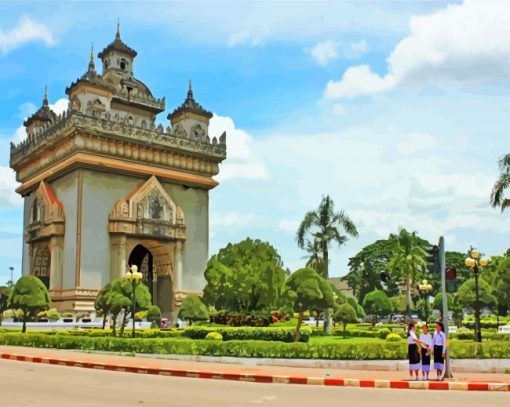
[9,26,227,319]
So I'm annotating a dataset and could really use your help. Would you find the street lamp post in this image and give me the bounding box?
[418,279,433,321]
[465,249,489,343]
[126,264,143,339]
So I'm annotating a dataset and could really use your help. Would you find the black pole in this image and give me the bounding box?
[132,278,136,339]
[474,266,482,343]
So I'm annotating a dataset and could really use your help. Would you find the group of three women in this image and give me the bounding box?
[407,321,447,381]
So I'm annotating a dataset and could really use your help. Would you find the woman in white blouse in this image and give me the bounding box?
[419,324,433,380]
[407,321,428,381]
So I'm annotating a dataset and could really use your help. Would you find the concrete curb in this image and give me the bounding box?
[1,352,508,392]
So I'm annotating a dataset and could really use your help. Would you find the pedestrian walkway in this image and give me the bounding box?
[1,346,508,392]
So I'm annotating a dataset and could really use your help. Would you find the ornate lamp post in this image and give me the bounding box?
[126,264,143,338]
[418,279,433,321]
[465,249,489,343]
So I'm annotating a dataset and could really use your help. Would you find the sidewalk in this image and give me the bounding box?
[1,345,509,392]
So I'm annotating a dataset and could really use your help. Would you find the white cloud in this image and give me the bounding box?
[209,114,269,182]
[0,16,55,54]
[308,41,338,65]
[0,167,21,208]
[325,0,510,99]
[278,219,300,233]
[307,39,369,65]
[50,98,69,115]
[395,133,437,155]
[332,103,346,116]
[325,65,396,98]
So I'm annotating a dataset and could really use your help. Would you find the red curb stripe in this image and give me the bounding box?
[253,375,273,383]
[198,372,214,379]
[289,377,308,385]
[390,381,409,389]
[360,380,375,388]
[324,378,344,386]
[468,383,489,391]
[429,382,449,390]
[170,370,187,377]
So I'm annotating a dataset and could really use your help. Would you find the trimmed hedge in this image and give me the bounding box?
[1,333,509,359]
[183,326,311,343]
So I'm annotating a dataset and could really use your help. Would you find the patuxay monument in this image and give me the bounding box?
[9,26,227,320]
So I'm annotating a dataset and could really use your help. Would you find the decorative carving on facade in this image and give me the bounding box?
[26,181,65,243]
[109,175,186,240]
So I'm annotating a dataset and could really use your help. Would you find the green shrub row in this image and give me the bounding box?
[1,333,509,359]
[183,326,310,343]
[32,329,184,339]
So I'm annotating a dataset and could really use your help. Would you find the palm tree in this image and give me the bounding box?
[296,195,359,333]
[491,154,510,212]
[303,239,325,276]
[388,228,427,321]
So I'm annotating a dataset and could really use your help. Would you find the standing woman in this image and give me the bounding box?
[407,321,426,380]
[433,321,447,380]
[419,324,433,380]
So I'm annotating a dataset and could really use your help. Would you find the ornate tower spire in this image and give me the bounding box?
[88,43,96,74]
[116,19,121,40]
[43,85,49,107]
[188,78,193,99]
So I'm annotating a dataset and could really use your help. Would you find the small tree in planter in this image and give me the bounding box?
[147,305,162,328]
[333,303,358,337]
[283,268,335,342]
[8,276,51,333]
[46,308,60,321]
[178,295,209,325]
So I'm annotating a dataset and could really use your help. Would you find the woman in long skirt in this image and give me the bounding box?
[407,321,426,381]
[419,324,433,380]
[433,322,447,381]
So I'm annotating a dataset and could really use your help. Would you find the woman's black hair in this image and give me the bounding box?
[436,321,444,331]
[407,320,415,337]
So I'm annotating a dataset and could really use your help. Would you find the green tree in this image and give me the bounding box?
[296,195,358,333]
[346,297,365,319]
[388,228,427,320]
[108,278,151,336]
[203,238,286,312]
[147,305,162,328]
[8,276,51,333]
[390,294,407,315]
[94,282,112,329]
[490,154,510,212]
[46,308,60,321]
[0,286,11,326]
[362,289,392,326]
[178,295,209,325]
[333,303,358,337]
[345,239,400,303]
[456,278,497,311]
[284,268,336,341]
[303,239,325,276]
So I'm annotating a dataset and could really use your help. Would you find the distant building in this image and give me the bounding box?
[328,277,355,298]
[9,25,227,320]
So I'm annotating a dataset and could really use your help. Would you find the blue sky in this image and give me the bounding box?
[1,0,509,284]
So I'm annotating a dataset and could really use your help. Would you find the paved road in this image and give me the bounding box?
[0,359,508,407]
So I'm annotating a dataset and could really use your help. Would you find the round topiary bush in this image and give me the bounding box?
[385,333,402,342]
[377,327,392,339]
[205,332,223,341]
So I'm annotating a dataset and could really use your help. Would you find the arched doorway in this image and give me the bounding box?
[126,241,174,317]
[128,244,154,300]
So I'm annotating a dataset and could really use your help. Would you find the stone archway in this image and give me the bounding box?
[126,239,175,317]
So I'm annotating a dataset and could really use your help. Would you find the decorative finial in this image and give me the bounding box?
[187,78,193,99]
[116,18,121,40]
[88,43,96,75]
[43,85,48,107]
